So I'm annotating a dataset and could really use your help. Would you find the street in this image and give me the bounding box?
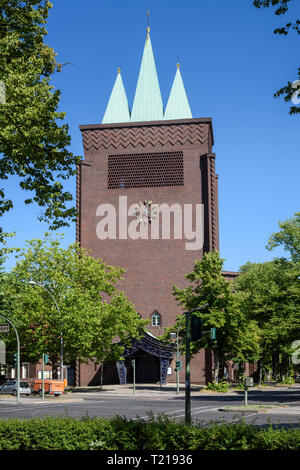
[0,387,299,428]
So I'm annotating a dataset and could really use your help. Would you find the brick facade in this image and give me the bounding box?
[76,118,219,385]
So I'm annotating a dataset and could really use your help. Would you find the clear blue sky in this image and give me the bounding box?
[2,0,299,271]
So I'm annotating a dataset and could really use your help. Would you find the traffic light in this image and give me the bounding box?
[191,315,203,341]
[44,354,49,364]
[175,360,182,371]
[12,353,17,367]
[131,359,135,367]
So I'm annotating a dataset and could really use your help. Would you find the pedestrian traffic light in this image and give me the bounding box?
[44,354,49,364]
[191,315,203,341]
[12,353,17,367]
[175,360,182,371]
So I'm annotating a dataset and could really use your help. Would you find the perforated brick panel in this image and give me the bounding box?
[108,151,184,189]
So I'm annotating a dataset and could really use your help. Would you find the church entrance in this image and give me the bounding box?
[127,351,160,383]
[118,331,174,385]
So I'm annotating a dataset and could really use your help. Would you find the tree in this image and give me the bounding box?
[164,251,260,383]
[235,257,300,381]
[253,0,300,115]
[0,1,79,243]
[2,234,148,378]
[266,212,300,263]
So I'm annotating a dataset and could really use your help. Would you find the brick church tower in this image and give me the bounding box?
[76,27,219,386]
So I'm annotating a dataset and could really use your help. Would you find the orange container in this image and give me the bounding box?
[32,379,65,396]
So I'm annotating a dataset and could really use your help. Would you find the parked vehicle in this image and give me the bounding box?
[295,375,300,383]
[0,380,31,396]
[32,379,65,396]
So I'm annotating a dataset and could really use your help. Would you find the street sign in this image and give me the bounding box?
[0,324,9,333]
[291,340,300,365]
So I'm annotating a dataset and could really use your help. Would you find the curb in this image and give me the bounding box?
[218,407,259,414]
[218,405,289,414]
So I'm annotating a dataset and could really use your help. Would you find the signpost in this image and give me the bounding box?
[131,359,136,395]
[243,376,254,406]
[171,329,181,396]
[0,324,9,334]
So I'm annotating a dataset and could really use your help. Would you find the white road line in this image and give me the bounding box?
[0,403,74,413]
[133,405,219,420]
[176,407,219,418]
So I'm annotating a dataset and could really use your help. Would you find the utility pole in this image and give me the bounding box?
[185,303,209,425]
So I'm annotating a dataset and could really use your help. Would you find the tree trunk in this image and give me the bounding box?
[100,363,103,390]
[272,351,280,381]
[257,358,263,386]
[51,357,59,379]
[219,360,226,382]
[213,350,220,383]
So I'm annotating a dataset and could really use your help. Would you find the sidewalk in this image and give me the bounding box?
[0,395,83,405]
[71,382,300,397]
[0,382,299,403]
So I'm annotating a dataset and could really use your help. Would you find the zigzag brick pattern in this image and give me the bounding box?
[82,123,209,153]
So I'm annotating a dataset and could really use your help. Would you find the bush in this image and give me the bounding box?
[278,376,295,385]
[0,415,300,450]
[206,380,229,392]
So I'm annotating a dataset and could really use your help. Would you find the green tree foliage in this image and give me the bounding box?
[235,257,300,380]
[0,1,79,243]
[253,0,300,115]
[1,234,147,377]
[164,251,260,382]
[266,212,300,263]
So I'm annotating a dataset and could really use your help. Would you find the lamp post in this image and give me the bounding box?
[185,303,209,425]
[29,281,64,381]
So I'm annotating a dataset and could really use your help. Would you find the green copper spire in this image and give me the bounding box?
[102,68,131,124]
[131,28,163,122]
[163,64,192,120]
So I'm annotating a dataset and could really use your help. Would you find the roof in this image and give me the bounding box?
[163,65,192,120]
[102,69,130,124]
[131,28,163,122]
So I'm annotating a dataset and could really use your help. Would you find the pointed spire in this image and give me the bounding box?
[102,68,131,124]
[131,28,164,122]
[163,64,192,120]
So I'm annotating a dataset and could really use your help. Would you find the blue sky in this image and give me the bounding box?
[2,0,299,271]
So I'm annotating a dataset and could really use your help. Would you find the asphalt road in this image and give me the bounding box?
[0,389,299,428]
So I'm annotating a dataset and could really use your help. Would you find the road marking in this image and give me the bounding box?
[0,402,76,413]
[132,405,218,420]
[176,407,219,418]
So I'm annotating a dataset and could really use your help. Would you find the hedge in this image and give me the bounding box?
[0,414,299,450]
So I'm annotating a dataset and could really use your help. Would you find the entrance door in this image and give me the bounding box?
[135,352,160,383]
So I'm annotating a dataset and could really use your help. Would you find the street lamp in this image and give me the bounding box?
[29,281,64,381]
[185,303,209,425]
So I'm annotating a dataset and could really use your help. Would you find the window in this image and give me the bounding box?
[21,363,29,379]
[151,311,161,327]
[38,370,52,379]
